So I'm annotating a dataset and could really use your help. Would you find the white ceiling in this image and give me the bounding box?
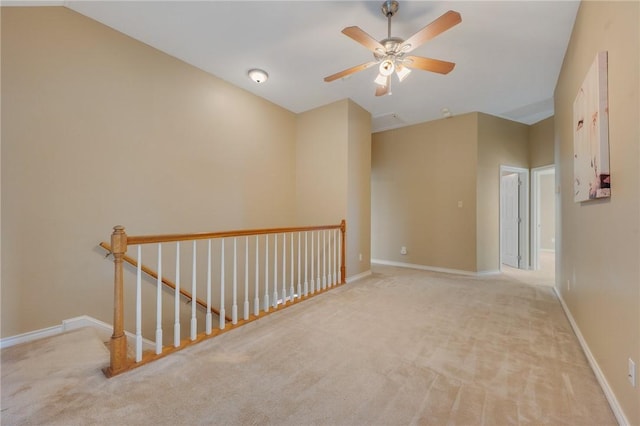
[59,0,579,132]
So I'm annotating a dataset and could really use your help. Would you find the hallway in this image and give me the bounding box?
[502,251,555,287]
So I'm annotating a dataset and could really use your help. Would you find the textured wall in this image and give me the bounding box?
[295,100,349,227]
[554,1,640,423]
[529,117,555,168]
[372,113,478,272]
[476,113,530,272]
[295,99,372,278]
[346,100,372,277]
[1,7,297,337]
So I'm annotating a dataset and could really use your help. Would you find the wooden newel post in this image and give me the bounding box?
[340,220,346,284]
[106,225,128,377]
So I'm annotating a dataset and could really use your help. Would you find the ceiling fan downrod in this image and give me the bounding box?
[382,0,399,39]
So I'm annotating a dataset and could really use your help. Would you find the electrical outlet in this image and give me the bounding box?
[400,246,407,255]
[629,358,636,387]
[359,253,362,261]
[567,279,571,291]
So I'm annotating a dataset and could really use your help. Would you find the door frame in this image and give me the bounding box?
[499,165,530,270]
[531,165,555,270]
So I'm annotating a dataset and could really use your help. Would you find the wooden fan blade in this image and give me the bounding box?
[324,61,377,82]
[342,26,385,53]
[400,10,461,53]
[405,56,456,74]
[375,76,390,96]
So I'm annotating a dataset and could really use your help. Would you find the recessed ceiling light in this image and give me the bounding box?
[248,69,268,83]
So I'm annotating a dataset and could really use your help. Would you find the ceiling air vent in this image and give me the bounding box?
[373,113,405,132]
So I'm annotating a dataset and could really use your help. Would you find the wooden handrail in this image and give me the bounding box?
[99,242,231,322]
[126,223,343,245]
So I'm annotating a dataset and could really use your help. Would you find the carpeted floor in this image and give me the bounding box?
[1,264,615,425]
[501,251,556,288]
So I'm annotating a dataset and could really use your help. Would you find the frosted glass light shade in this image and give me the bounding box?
[248,69,268,83]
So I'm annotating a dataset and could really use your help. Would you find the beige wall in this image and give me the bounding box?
[476,113,530,272]
[1,7,299,337]
[529,116,555,168]
[554,1,640,423]
[539,173,555,251]
[295,99,371,278]
[346,100,372,277]
[2,7,372,339]
[372,112,531,274]
[295,100,348,226]
[371,113,478,272]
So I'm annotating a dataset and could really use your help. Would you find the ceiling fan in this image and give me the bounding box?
[324,1,462,96]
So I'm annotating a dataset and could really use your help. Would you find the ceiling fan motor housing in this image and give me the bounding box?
[374,37,404,61]
[382,1,399,18]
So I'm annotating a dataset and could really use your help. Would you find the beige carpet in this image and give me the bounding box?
[501,251,556,288]
[1,264,615,425]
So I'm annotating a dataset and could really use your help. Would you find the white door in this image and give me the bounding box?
[501,173,520,268]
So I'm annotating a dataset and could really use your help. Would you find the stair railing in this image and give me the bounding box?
[100,241,231,322]
[103,220,346,377]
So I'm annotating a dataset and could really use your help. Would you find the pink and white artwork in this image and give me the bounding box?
[573,51,610,202]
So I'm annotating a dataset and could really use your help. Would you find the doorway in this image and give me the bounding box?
[499,165,529,270]
[531,166,556,272]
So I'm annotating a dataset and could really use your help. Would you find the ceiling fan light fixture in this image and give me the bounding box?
[374,73,388,86]
[379,58,395,76]
[396,65,411,82]
[248,68,268,83]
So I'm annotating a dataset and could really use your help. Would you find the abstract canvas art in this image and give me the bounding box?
[573,51,610,202]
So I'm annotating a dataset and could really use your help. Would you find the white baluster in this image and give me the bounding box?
[206,240,212,335]
[220,239,226,330]
[331,229,338,286]
[327,230,331,286]
[338,230,342,284]
[273,233,278,308]
[310,232,315,294]
[327,230,332,288]
[135,245,142,362]
[333,229,338,285]
[190,241,197,341]
[290,232,295,300]
[323,230,327,290]
[316,230,321,290]
[297,232,302,298]
[264,234,269,312]
[155,243,163,354]
[232,238,238,325]
[254,235,260,316]
[304,232,308,296]
[282,233,286,305]
[244,236,249,320]
[174,242,181,347]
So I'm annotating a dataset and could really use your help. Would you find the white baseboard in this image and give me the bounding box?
[371,259,500,277]
[553,287,629,426]
[476,269,502,276]
[0,324,63,349]
[346,270,372,283]
[1,315,154,350]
